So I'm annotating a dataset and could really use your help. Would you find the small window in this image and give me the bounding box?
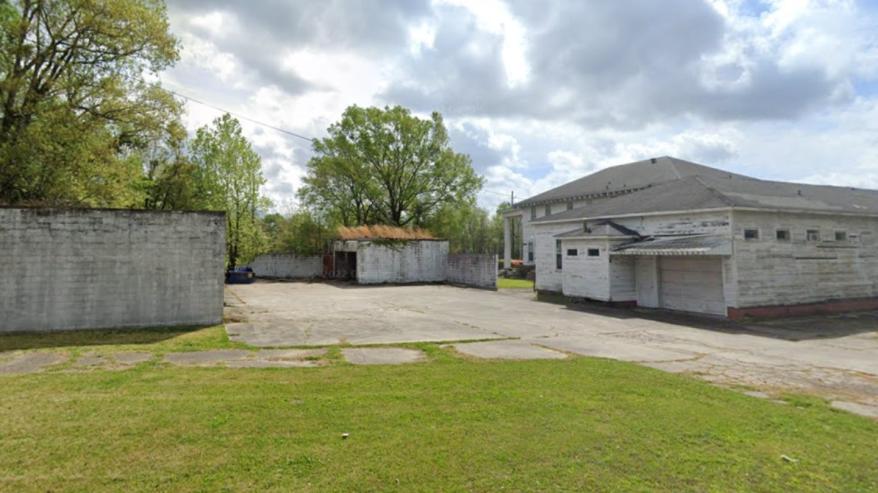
[566,202,573,211]
[744,229,759,240]
[545,204,551,217]
[527,241,534,262]
[530,207,536,221]
[587,248,600,257]
[807,229,820,241]
[555,240,563,269]
[835,231,847,241]
[567,248,578,256]
[776,229,790,241]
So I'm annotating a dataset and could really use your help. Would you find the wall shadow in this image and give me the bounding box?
[0,325,210,352]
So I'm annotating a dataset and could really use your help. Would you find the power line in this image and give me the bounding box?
[166,89,315,143]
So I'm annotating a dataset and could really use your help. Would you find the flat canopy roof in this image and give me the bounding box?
[611,234,731,256]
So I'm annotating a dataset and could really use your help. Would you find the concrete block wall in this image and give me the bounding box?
[357,240,449,284]
[249,254,322,278]
[0,207,226,332]
[447,254,497,289]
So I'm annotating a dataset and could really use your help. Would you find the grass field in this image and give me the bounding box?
[1,327,876,492]
[497,277,534,289]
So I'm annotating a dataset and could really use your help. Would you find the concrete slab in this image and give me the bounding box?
[255,349,326,360]
[533,336,698,363]
[73,353,107,367]
[113,352,153,365]
[0,352,67,374]
[342,347,424,365]
[164,349,251,366]
[227,359,322,368]
[831,400,878,419]
[453,340,567,360]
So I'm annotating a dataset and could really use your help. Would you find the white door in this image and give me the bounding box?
[659,257,726,316]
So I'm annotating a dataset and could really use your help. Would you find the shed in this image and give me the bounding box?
[328,225,449,284]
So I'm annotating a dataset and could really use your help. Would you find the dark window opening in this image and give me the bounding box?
[527,241,534,262]
[567,248,578,256]
[588,248,600,257]
[776,229,790,241]
[530,207,536,221]
[545,204,551,217]
[807,229,820,241]
[835,231,847,241]
[555,240,562,270]
[744,229,759,240]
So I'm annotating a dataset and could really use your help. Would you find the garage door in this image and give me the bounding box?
[659,257,726,316]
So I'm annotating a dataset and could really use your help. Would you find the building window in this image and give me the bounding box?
[588,248,600,257]
[776,229,790,241]
[744,229,759,240]
[567,202,573,211]
[835,231,847,241]
[530,207,536,221]
[527,241,534,262]
[567,248,578,256]
[555,240,562,270]
[807,229,820,241]
[545,204,551,217]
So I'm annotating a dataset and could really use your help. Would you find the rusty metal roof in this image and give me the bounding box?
[335,225,437,241]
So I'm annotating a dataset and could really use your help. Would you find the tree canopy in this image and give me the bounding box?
[299,105,483,227]
[189,114,268,268]
[0,0,181,206]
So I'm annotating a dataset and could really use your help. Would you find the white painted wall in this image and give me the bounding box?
[356,240,449,284]
[634,256,660,308]
[249,254,322,278]
[731,210,878,308]
[561,239,610,300]
[447,254,497,289]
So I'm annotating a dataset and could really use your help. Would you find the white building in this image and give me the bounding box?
[503,156,878,318]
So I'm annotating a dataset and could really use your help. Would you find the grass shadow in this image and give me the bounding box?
[0,325,213,352]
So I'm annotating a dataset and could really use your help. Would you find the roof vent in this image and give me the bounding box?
[797,189,802,196]
[650,158,656,164]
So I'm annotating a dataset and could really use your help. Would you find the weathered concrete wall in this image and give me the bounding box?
[356,240,449,284]
[0,207,225,332]
[447,254,497,289]
[732,210,878,308]
[561,239,610,300]
[249,254,322,278]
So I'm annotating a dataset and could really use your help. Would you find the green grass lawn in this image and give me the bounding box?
[1,327,877,492]
[497,277,534,289]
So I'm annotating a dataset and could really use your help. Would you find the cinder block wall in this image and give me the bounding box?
[0,207,226,332]
[249,254,322,278]
[356,240,449,284]
[447,254,498,289]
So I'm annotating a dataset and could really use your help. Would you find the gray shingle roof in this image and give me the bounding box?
[515,156,747,207]
[530,160,878,223]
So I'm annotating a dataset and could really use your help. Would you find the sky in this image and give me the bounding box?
[161,0,878,213]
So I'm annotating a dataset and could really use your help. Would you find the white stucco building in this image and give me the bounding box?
[503,156,878,318]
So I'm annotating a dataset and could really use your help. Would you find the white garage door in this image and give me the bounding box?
[659,257,726,316]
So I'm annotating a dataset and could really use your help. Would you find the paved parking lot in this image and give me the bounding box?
[225,281,878,417]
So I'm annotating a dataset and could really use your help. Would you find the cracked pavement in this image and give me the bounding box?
[226,281,878,418]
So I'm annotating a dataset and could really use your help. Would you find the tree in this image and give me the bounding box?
[261,209,331,256]
[189,114,267,269]
[0,0,180,206]
[299,105,483,227]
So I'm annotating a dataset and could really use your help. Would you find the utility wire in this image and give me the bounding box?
[166,89,315,143]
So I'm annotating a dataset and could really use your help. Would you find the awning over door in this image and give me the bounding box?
[611,234,730,256]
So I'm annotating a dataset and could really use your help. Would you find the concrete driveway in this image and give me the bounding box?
[225,281,878,417]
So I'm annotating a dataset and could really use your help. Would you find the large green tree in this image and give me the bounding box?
[299,105,483,227]
[189,113,267,269]
[0,0,180,206]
